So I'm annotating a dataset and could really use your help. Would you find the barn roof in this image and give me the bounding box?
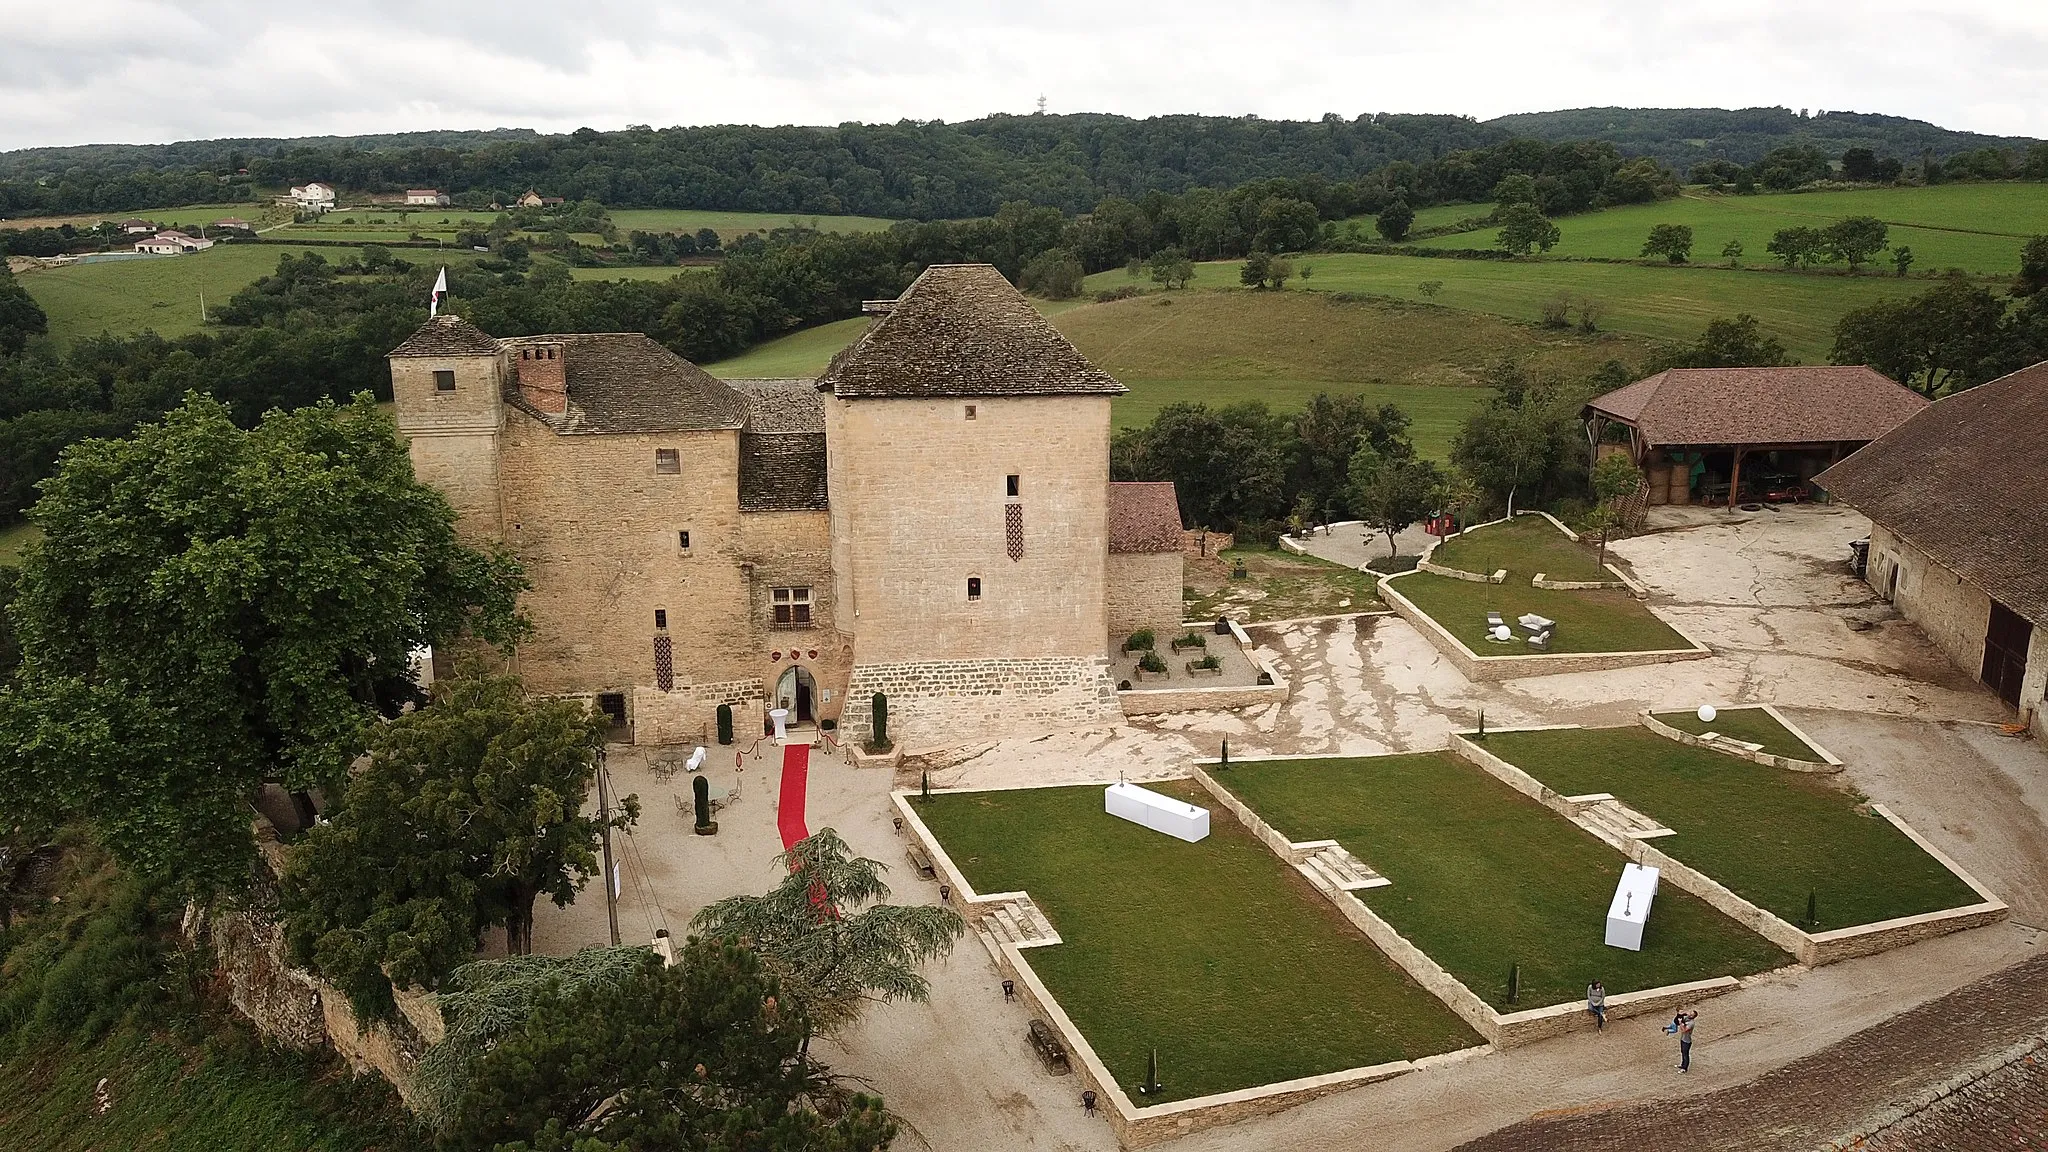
[1585,366,1927,447]
[819,264,1126,399]
[1815,360,2048,624]
[1109,482,1184,554]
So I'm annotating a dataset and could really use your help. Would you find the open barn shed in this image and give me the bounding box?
[1583,366,1928,508]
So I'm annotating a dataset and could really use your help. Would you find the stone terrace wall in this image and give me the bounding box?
[842,656,1121,748]
[1638,707,1843,774]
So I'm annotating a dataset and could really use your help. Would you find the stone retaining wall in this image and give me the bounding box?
[632,678,765,746]
[842,657,1121,748]
[1448,730,2008,967]
[1378,573,1711,682]
[1637,707,1844,774]
[1191,763,1744,1047]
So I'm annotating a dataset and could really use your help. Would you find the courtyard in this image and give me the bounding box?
[531,504,2048,1152]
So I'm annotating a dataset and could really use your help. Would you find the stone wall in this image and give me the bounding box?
[1379,573,1710,682]
[826,393,1112,665]
[1182,529,1233,559]
[1870,523,2046,735]
[1107,552,1184,640]
[1637,708,1843,773]
[840,656,1121,748]
[632,679,766,747]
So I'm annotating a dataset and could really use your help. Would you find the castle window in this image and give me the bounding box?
[1006,474,1019,498]
[433,370,455,392]
[967,577,982,600]
[964,404,977,420]
[654,609,667,630]
[772,586,813,626]
[678,530,691,550]
[654,448,681,474]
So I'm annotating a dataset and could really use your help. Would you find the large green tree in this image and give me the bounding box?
[1640,223,1694,264]
[1374,199,1415,242]
[1495,204,1561,256]
[1290,393,1414,523]
[1822,216,1889,269]
[1645,314,1791,371]
[0,395,525,893]
[691,830,964,1037]
[1346,448,1443,559]
[2017,235,2048,297]
[281,673,634,1018]
[0,263,47,357]
[1830,277,2009,396]
[1450,361,1590,516]
[443,941,897,1152]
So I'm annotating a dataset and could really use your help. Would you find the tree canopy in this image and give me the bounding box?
[1641,223,1694,263]
[1495,204,1561,255]
[0,395,526,893]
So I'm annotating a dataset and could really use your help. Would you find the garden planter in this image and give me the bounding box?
[1133,667,1171,684]
[1186,661,1224,677]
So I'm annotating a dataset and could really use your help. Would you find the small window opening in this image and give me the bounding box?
[772,586,813,625]
[654,448,681,474]
[967,577,982,600]
[433,369,456,392]
[1006,474,1019,498]
[654,609,668,629]
[520,349,530,360]
[678,530,691,550]
[964,404,977,420]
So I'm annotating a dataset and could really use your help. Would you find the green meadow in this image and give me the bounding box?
[606,208,904,241]
[18,246,318,342]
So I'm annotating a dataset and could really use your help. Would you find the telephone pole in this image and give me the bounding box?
[597,748,621,945]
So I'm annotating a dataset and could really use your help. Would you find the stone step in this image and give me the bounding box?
[986,898,1060,947]
[1302,846,1390,891]
[1577,798,1676,842]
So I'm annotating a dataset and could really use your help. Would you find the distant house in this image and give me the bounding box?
[405,189,450,207]
[1815,360,2048,735]
[135,231,214,255]
[121,219,156,234]
[1582,366,1927,509]
[517,190,544,208]
[541,197,565,207]
[287,183,337,212]
[213,217,254,232]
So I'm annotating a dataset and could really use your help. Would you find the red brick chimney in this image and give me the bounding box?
[515,342,567,414]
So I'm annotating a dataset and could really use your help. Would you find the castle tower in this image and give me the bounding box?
[820,264,1127,744]
[387,315,507,542]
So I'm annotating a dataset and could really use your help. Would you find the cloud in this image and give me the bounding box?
[1,0,2043,150]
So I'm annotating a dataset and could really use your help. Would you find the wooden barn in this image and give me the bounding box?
[1582,366,1928,508]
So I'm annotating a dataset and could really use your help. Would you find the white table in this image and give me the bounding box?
[1605,863,1660,950]
[1105,782,1210,842]
[769,707,789,742]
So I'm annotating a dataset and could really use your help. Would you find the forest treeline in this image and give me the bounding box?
[6,109,2042,221]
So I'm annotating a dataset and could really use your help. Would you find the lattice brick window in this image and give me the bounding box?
[654,634,674,692]
[1006,503,1024,561]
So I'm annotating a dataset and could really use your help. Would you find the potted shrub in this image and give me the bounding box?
[1170,631,1207,652]
[1134,649,1169,683]
[1122,628,1156,654]
[1186,653,1223,677]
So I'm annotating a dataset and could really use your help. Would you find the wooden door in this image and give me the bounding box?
[1982,601,2034,708]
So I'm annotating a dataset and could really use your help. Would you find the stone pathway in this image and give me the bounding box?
[1452,952,2048,1152]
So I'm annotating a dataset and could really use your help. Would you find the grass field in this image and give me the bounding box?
[564,264,716,282]
[1480,727,1985,929]
[607,208,904,240]
[1215,753,1790,1009]
[0,204,285,231]
[705,316,873,377]
[0,521,40,566]
[17,245,319,342]
[1651,706,1824,762]
[1184,546,1383,622]
[1087,255,1929,364]
[912,783,1480,1100]
[1428,514,1611,582]
[1392,571,1693,654]
[1414,186,2048,276]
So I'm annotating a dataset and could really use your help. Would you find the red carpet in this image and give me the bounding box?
[777,741,811,850]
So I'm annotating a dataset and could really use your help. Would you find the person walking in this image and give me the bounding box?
[1586,980,1607,1031]
[1674,1010,1697,1072]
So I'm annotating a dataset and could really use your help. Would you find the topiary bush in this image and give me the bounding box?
[715,703,733,745]
[867,692,891,753]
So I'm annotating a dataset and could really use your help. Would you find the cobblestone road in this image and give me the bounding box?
[1455,953,2048,1151]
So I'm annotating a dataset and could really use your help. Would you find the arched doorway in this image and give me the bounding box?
[774,665,816,723]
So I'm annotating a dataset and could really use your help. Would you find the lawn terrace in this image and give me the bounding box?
[1650,705,1822,762]
[908,782,1480,1102]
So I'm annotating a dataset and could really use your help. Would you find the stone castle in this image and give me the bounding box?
[388,264,1185,746]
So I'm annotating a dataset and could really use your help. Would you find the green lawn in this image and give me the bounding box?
[0,521,40,566]
[18,245,305,342]
[607,208,904,241]
[1391,571,1692,654]
[1415,184,2048,277]
[565,264,715,282]
[0,204,279,231]
[1215,754,1789,1009]
[1480,727,1985,929]
[1086,254,1930,364]
[1651,706,1822,762]
[912,783,1480,1100]
[705,316,873,378]
[1428,514,1611,582]
[1183,545,1383,623]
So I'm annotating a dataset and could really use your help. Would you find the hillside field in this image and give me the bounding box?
[0,204,285,231]
[19,245,313,342]
[1414,184,2048,275]
[564,264,715,282]
[606,208,905,240]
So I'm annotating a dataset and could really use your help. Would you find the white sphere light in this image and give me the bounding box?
[1697,704,1717,723]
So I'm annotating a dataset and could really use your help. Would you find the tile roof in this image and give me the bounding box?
[819,264,1126,399]
[739,432,829,512]
[728,379,826,434]
[1814,360,2048,624]
[388,315,501,357]
[1585,366,1927,447]
[503,333,746,434]
[1108,482,1184,553]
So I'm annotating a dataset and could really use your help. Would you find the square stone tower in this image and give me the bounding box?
[820,265,1127,744]
[387,314,508,542]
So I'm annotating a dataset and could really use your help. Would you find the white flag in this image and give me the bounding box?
[429,266,449,317]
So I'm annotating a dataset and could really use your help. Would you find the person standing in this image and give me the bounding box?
[1587,980,1607,1030]
[1676,1010,1697,1072]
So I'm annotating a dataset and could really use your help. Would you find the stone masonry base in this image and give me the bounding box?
[841,656,1122,748]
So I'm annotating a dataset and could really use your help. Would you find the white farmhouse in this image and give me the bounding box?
[135,231,215,255]
[288,183,337,212]
[405,189,450,207]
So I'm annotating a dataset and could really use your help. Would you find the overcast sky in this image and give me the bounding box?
[4,0,2046,152]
